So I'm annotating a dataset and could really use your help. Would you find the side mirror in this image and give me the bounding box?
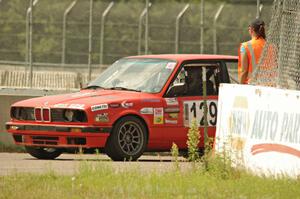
[165,83,186,97]
[80,82,88,90]
[79,82,88,90]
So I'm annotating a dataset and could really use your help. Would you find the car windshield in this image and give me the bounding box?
[88,58,177,93]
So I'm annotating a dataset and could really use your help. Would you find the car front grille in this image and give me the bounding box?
[51,109,65,122]
[11,107,87,123]
[31,136,59,145]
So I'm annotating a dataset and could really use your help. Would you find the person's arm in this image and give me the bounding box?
[239,45,249,84]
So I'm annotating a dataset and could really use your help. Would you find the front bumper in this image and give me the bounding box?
[6,122,111,148]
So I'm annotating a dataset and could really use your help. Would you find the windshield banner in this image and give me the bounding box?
[215,84,300,178]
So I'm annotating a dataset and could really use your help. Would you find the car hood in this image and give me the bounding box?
[12,89,159,109]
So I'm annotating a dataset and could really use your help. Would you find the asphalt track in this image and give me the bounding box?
[0,153,189,176]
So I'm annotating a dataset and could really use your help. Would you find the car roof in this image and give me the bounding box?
[127,54,238,62]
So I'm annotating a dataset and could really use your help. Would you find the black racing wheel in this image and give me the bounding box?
[105,116,148,161]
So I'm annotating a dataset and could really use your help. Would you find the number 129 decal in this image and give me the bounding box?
[183,100,218,127]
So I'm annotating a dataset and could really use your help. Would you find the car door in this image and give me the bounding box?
[163,61,222,149]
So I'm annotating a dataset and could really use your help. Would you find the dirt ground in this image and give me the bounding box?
[0,153,189,176]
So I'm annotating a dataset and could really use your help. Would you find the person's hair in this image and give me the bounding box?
[250,18,266,39]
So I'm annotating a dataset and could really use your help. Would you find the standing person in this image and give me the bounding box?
[238,18,266,84]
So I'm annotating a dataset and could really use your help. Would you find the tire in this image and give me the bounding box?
[25,146,62,160]
[105,116,148,161]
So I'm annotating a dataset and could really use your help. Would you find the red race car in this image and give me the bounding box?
[6,54,237,161]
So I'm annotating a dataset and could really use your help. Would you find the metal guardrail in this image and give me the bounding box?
[0,60,107,69]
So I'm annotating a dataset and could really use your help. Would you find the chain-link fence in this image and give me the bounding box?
[0,0,273,88]
[252,0,300,90]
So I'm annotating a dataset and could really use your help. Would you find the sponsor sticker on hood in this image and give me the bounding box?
[91,104,108,112]
[95,113,109,122]
[121,101,134,108]
[53,104,68,108]
[53,103,85,109]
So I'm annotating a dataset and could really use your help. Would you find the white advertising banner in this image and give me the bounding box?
[215,84,300,177]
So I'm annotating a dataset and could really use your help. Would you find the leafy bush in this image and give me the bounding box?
[186,118,200,162]
[171,142,179,169]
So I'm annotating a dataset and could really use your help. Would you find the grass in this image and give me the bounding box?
[0,158,299,199]
[0,142,25,153]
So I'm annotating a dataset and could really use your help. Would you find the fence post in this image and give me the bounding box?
[276,1,285,87]
[259,3,263,18]
[138,2,151,55]
[26,0,39,63]
[144,0,150,55]
[200,0,205,54]
[202,66,209,169]
[99,2,114,66]
[256,0,261,18]
[175,4,189,54]
[62,0,77,66]
[26,0,39,88]
[88,0,94,82]
[213,3,225,55]
[28,0,33,88]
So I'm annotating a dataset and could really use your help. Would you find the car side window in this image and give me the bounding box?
[224,61,238,83]
[166,63,220,97]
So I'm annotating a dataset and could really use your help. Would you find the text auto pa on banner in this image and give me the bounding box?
[215,84,300,177]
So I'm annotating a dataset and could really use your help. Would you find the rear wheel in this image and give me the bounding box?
[25,146,62,160]
[105,116,147,161]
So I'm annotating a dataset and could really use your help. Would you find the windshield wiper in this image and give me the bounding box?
[84,85,107,90]
[109,87,141,92]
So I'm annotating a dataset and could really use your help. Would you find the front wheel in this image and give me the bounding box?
[105,116,148,161]
[25,146,62,160]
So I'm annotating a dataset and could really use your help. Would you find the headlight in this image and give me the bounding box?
[63,109,88,122]
[64,110,74,122]
[11,107,35,121]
